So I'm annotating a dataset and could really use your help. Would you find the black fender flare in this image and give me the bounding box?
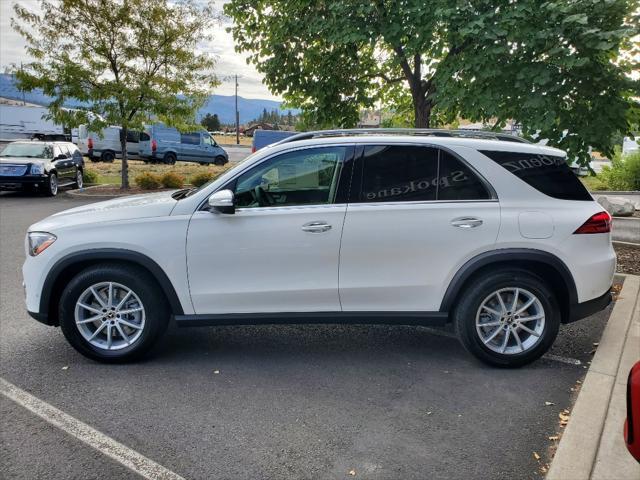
[439,248,578,312]
[40,248,184,321]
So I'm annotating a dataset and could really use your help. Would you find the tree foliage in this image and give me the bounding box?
[225,0,639,165]
[13,0,218,188]
[201,113,221,131]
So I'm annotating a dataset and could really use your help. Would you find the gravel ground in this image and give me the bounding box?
[614,243,640,275]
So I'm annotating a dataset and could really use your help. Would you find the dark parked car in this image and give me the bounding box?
[0,140,84,196]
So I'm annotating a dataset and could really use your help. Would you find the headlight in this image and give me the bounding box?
[30,163,44,175]
[28,232,56,256]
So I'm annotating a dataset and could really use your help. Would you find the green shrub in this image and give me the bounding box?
[190,172,214,187]
[82,168,99,184]
[160,172,185,189]
[134,172,162,190]
[599,151,640,191]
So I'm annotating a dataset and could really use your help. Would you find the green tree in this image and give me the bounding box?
[225,0,639,165]
[13,0,218,188]
[287,110,293,126]
[201,113,221,131]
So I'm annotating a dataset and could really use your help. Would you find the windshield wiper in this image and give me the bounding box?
[171,187,197,200]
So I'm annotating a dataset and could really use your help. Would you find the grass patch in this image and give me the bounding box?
[87,159,231,186]
[213,134,252,146]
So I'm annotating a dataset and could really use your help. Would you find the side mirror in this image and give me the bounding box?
[208,189,235,214]
[54,154,67,160]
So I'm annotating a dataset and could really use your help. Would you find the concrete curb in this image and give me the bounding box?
[547,275,640,480]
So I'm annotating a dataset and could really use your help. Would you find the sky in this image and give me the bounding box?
[0,0,278,100]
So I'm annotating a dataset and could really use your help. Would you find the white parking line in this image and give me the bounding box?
[0,377,185,480]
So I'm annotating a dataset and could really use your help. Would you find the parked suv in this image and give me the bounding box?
[22,129,615,366]
[138,124,228,165]
[1,140,84,196]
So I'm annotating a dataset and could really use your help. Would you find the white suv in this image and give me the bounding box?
[22,129,616,367]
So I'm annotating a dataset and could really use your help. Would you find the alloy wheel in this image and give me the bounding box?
[74,282,146,350]
[475,287,546,355]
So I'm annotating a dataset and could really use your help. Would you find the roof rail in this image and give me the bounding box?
[274,128,528,146]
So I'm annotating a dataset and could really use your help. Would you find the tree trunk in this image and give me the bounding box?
[412,91,431,128]
[120,126,129,190]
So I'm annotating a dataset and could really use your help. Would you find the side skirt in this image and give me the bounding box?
[173,311,449,328]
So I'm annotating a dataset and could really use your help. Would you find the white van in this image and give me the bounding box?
[77,126,141,162]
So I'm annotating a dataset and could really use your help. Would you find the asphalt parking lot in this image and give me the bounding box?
[0,192,615,480]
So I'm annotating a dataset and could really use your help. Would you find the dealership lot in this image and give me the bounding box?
[0,193,616,479]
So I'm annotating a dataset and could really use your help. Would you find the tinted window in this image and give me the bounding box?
[233,147,347,208]
[127,131,140,143]
[480,150,592,201]
[140,132,150,141]
[438,150,491,200]
[180,133,200,145]
[358,145,438,202]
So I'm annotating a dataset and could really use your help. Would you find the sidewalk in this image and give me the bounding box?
[547,274,640,480]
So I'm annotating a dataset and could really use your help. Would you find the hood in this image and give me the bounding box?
[0,157,45,165]
[30,190,179,232]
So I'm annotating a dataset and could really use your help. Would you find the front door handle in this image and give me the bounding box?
[302,221,332,233]
[450,217,483,228]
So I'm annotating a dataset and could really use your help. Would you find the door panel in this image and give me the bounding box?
[339,202,500,311]
[338,144,500,312]
[187,206,347,313]
[186,145,354,314]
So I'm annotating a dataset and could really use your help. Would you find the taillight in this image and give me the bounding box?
[574,211,611,234]
[87,138,93,149]
[151,139,157,152]
[251,145,256,153]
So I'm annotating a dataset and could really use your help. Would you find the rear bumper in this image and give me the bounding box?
[566,288,612,323]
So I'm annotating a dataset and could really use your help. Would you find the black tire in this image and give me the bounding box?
[44,172,58,196]
[453,269,560,368]
[213,155,226,166]
[59,264,170,363]
[163,152,177,165]
[101,151,115,163]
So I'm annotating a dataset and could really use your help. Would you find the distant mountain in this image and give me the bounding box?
[0,74,293,124]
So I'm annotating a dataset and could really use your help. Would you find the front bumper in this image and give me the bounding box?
[567,288,612,323]
[0,175,47,189]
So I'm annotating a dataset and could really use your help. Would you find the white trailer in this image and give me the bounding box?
[0,104,76,143]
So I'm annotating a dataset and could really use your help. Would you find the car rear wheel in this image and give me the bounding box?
[45,173,58,196]
[59,264,169,362]
[453,269,560,368]
[163,152,177,165]
[101,151,115,162]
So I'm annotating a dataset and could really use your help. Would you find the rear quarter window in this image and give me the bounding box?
[480,150,592,201]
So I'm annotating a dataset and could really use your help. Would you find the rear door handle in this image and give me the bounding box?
[450,217,483,228]
[302,221,332,233]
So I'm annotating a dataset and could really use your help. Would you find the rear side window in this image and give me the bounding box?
[354,145,491,203]
[140,132,150,141]
[438,150,492,200]
[358,145,439,202]
[180,133,200,145]
[480,150,592,201]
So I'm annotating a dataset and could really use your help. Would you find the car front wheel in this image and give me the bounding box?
[74,169,83,189]
[59,264,169,362]
[453,269,560,368]
[45,173,58,196]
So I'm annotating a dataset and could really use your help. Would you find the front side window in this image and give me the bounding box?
[180,133,200,145]
[233,146,347,208]
[480,150,592,201]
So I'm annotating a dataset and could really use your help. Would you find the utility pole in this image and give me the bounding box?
[235,74,240,145]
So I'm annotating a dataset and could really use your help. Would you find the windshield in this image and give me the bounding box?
[0,143,53,159]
